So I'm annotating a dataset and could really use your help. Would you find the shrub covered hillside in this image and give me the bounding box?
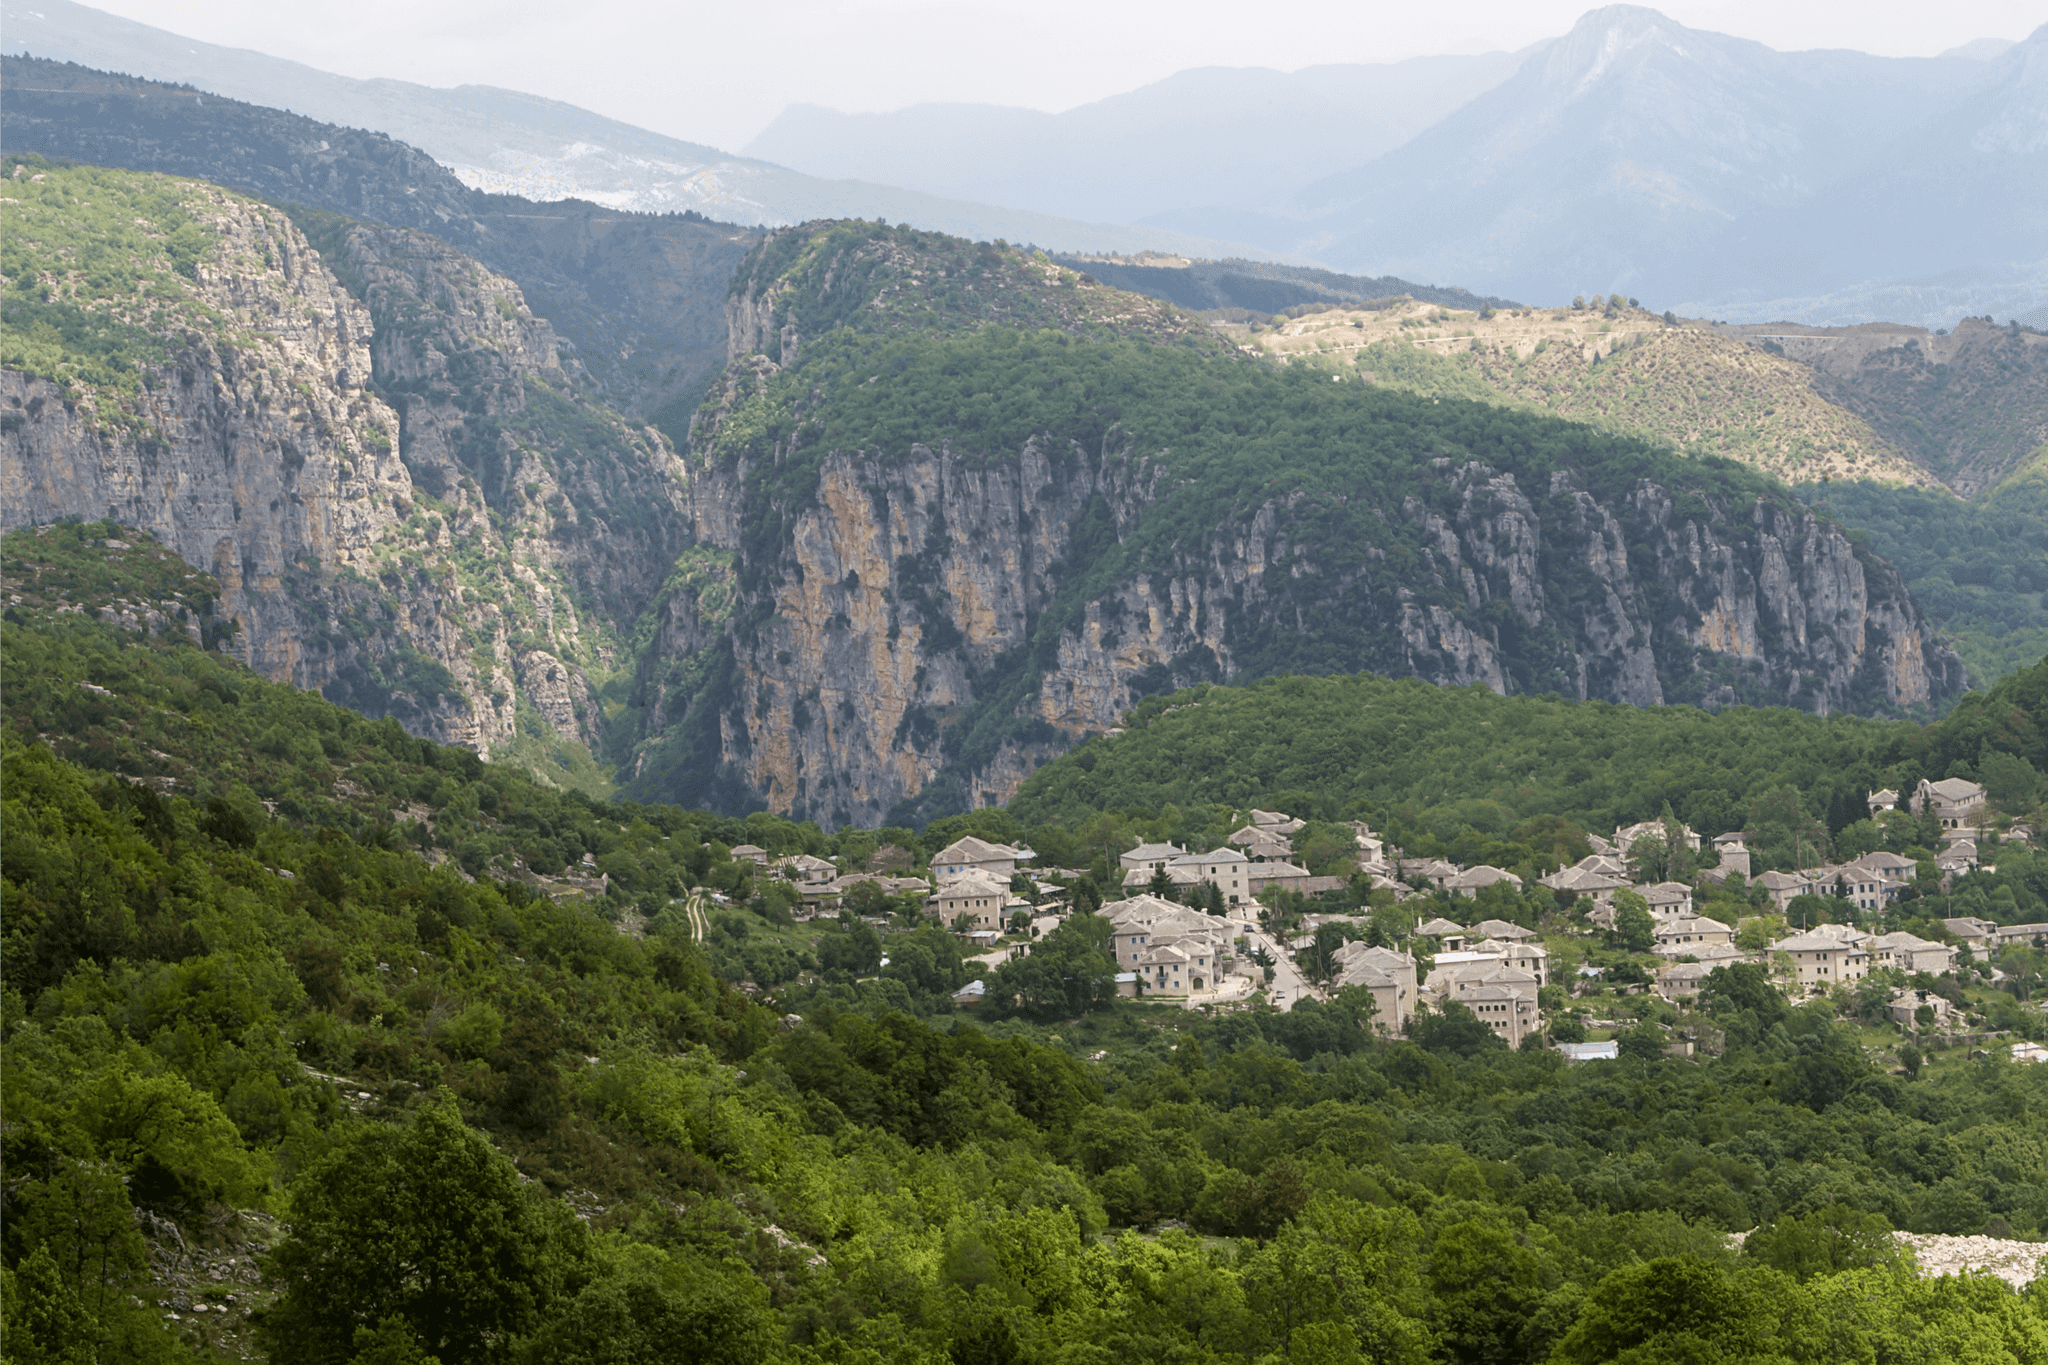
[1010,663,2048,848]
[6,528,2048,1364]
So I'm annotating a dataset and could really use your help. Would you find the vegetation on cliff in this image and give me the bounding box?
[1806,451,2048,688]
[673,229,1958,821]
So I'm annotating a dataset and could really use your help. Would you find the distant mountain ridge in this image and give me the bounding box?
[744,53,1529,226]
[0,0,1284,263]
[0,54,750,416]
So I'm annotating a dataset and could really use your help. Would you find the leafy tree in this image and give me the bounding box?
[988,914,1118,1018]
[1551,1257,1791,1364]
[510,1245,776,1365]
[1611,890,1656,953]
[261,1097,587,1365]
[1741,1204,1899,1282]
[1409,1002,1502,1058]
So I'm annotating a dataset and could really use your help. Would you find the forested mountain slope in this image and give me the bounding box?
[1007,662,2047,843]
[3,533,2046,1365]
[0,54,755,416]
[0,158,689,777]
[641,221,1963,827]
[1808,454,2048,689]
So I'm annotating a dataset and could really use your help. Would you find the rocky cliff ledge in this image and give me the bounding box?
[663,402,1963,828]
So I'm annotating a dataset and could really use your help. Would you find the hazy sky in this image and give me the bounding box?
[79,0,2042,151]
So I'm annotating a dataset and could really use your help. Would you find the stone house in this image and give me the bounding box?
[1771,929,1871,994]
[1228,825,1297,863]
[1246,861,1316,897]
[1540,857,1630,909]
[1755,870,1807,913]
[1132,938,1224,997]
[1943,916,1997,953]
[1615,819,1701,853]
[1171,848,1251,904]
[1100,895,1232,974]
[1654,915,1733,952]
[933,869,1013,932]
[1119,842,1188,875]
[1399,858,1462,890]
[730,844,769,865]
[1656,960,1715,1003]
[932,836,1027,879]
[1248,809,1306,835]
[1910,777,1987,832]
[1457,984,1538,1047]
[1711,833,1752,878]
[1867,788,1900,816]
[1414,917,1468,950]
[1870,932,1956,975]
[1331,942,1418,1034]
[1446,865,1523,898]
[778,853,838,885]
[1468,918,1537,944]
[1889,987,1952,1028]
[1639,882,1695,920]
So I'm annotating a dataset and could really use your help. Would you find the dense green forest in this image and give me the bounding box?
[6,522,2048,1364]
[1010,667,2046,858]
[1806,450,2048,688]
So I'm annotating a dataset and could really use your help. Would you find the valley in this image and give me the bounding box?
[4,18,2048,1364]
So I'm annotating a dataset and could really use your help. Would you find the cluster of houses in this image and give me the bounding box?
[730,772,2033,1044]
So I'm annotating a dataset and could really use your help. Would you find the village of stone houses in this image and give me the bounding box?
[704,772,2046,1073]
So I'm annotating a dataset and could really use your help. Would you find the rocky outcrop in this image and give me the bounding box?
[2,54,754,415]
[2,170,693,764]
[673,432,1964,828]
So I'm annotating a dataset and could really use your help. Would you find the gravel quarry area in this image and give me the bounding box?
[1894,1233,2047,1288]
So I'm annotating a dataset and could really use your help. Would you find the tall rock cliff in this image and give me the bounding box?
[624,223,1966,827]
[1,158,691,770]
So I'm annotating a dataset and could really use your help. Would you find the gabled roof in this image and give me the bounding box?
[1656,915,1731,936]
[1248,861,1313,880]
[933,869,1012,899]
[1171,848,1248,868]
[1469,918,1536,941]
[1542,866,1628,892]
[932,835,1023,865]
[1774,931,1867,953]
[1120,842,1188,864]
[1415,916,1467,936]
[1846,851,1918,873]
[1447,865,1522,890]
[1923,777,1986,800]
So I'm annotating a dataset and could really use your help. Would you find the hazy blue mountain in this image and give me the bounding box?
[743,54,1527,225]
[0,0,1278,260]
[1283,7,2048,321]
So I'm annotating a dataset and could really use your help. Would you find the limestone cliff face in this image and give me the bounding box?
[1,173,691,762]
[677,428,1963,827]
